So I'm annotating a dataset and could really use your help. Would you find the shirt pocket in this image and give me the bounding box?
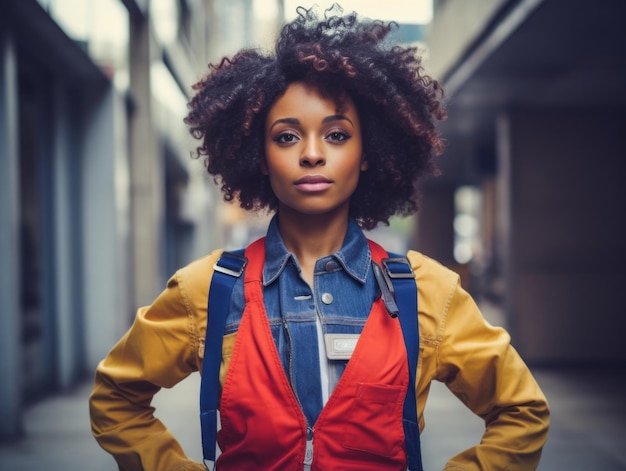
[342,382,406,458]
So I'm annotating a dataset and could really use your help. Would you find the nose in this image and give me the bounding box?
[300,138,325,167]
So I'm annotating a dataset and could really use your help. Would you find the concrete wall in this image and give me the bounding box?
[496,108,626,363]
[0,29,22,439]
[426,0,507,80]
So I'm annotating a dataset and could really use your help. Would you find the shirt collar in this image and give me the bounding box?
[263,215,372,286]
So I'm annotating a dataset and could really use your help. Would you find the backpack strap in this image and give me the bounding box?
[383,253,423,471]
[200,249,247,465]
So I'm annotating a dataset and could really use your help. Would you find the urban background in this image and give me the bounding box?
[0,0,625,469]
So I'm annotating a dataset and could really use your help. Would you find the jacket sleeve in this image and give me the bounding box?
[435,274,550,470]
[89,253,219,471]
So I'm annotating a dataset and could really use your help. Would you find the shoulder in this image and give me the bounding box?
[169,249,225,303]
[175,249,224,279]
[406,250,462,341]
[174,249,223,280]
[406,250,460,290]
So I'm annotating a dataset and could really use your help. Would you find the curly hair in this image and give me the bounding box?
[185,4,446,230]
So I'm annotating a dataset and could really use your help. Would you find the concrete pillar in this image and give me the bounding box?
[81,85,131,371]
[129,13,163,309]
[414,184,456,265]
[51,81,83,388]
[496,108,626,363]
[0,29,22,439]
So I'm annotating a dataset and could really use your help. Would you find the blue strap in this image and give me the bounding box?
[384,254,423,471]
[200,250,246,462]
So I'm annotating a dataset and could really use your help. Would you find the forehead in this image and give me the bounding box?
[268,82,356,117]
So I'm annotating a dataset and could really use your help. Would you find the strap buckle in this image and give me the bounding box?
[213,251,248,277]
[372,262,399,318]
[381,257,415,279]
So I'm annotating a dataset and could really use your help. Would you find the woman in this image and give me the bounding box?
[90,5,549,470]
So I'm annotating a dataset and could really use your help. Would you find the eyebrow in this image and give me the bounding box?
[323,114,354,126]
[269,114,354,131]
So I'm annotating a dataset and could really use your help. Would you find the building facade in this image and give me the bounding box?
[0,0,281,440]
[420,0,626,364]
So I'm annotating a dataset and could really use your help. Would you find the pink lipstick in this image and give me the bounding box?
[294,175,333,192]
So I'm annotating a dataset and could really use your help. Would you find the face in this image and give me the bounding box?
[264,82,366,219]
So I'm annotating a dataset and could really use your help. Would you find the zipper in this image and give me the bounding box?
[282,319,308,421]
[283,319,298,400]
[304,427,314,469]
[283,319,315,470]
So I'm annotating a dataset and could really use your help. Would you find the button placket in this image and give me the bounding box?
[279,263,323,430]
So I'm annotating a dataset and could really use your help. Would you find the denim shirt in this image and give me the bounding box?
[224,215,379,428]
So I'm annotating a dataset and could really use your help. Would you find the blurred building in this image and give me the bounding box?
[0,0,281,440]
[418,0,626,364]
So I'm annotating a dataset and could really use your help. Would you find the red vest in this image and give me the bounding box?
[216,238,409,470]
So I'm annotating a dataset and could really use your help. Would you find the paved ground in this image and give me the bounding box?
[0,364,625,470]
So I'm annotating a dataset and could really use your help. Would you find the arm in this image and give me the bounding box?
[89,255,218,471]
[436,279,550,470]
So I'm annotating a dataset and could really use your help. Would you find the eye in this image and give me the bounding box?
[273,132,299,145]
[326,131,351,142]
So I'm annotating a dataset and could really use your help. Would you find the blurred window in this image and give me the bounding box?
[38,0,130,90]
[453,186,482,265]
[152,0,179,44]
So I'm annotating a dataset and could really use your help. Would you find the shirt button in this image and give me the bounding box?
[325,260,337,271]
[321,293,334,305]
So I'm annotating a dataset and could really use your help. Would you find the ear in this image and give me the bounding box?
[360,155,368,171]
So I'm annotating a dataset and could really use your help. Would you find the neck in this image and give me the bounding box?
[277,210,349,258]
[275,207,351,285]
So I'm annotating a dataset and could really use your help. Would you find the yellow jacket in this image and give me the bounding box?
[90,249,549,470]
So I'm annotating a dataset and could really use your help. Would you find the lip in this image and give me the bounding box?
[294,175,333,192]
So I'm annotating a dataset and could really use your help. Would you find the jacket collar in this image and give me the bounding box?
[263,215,371,286]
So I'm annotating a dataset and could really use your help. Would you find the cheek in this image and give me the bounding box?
[265,160,291,196]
